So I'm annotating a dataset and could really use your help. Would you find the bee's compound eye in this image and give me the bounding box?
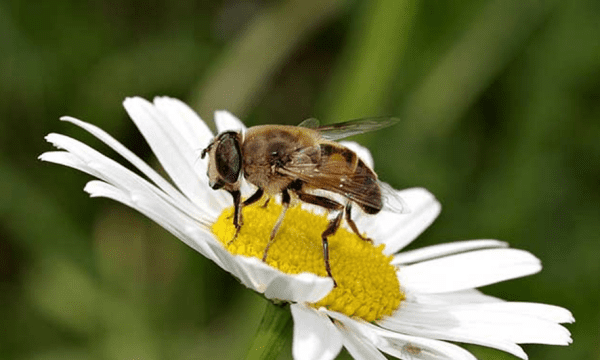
[215,132,241,184]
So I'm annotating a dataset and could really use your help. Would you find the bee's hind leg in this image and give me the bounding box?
[344,203,373,243]
[292,186,344,287]
[319,210,343,288]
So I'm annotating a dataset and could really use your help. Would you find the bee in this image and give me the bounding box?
[201,117,407,286]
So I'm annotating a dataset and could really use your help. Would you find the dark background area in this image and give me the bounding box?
[1,0,598,359]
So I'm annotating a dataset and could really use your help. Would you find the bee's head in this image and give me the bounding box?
[202,131,242,190]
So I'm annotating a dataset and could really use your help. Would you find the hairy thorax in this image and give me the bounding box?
[242,125,320,194]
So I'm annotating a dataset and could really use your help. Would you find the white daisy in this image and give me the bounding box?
[40,96,573,360]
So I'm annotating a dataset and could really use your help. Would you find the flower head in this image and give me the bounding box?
[40,97,573,360]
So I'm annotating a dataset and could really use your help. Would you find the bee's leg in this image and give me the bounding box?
[320,210,343,288]
[227,190,242,245]
[262,189,290,262]
[243,188,264,206]
[261,197,271,208]
[344,203,373,243]
[293,190,344,287]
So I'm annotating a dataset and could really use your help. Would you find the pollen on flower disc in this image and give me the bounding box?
[212,201,404,322]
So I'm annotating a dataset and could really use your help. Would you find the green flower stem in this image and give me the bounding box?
[245,300,293,360]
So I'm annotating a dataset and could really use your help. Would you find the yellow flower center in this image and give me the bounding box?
[211,201,404,322]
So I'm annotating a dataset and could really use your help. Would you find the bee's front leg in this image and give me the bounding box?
[243,188,264,206]
[261,197,271,208]
[227,190,242,245]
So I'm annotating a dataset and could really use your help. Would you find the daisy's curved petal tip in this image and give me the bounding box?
[152,96,195,115]
[152,95,174,102]
[152,96,177,110]
[59,115,78,123]
[122,97,153,120]
[123,96,146,104]
[214,110,246,133]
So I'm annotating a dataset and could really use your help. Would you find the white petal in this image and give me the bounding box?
[378,301,574,357]
[336,325,387,360]
[214,110,246,133]
[339,141,374,169]
[291,304,343,360]
[152,96,214,154]
[398,248,541,293]
[382,299,574,357]
[39,150,87,171]
[357,187,440,254]
[431,302,574,344]
[379,302,529,359]
[474,302,574,324]
[42,134,214,225]
[410,289,503,305]
[263,272,334,303]
[123,97,223,217]
[326,311,387,360]
[447,303,571,345]
[352,320,478,360]
[206,241,333,302]
[57,116,212,220]
[204,241,256,287]
[84,180,132,207]
[43,134,165,199]
[377,335,477,360]
[392,239,508,265]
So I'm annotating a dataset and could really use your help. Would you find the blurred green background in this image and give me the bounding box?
[1,0,598,359]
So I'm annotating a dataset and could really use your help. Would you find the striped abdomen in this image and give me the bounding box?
[318,143,382,214]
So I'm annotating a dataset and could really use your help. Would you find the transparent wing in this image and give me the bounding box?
[297,117,320,129]
[297,117,400,141]
[379,181,410,213]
